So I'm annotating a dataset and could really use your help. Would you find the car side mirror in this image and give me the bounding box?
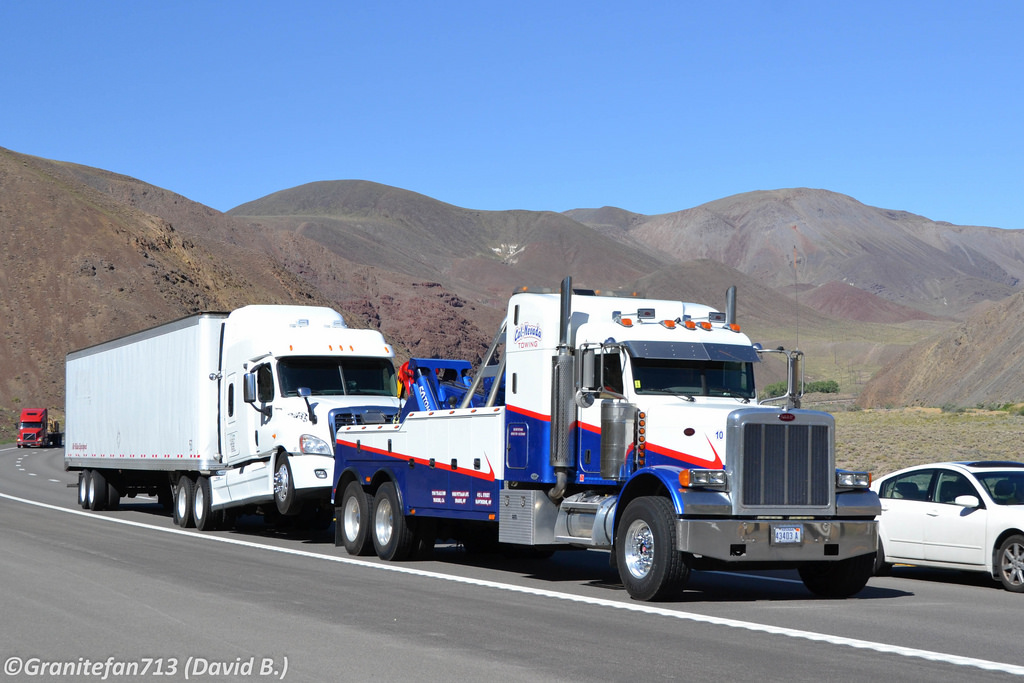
[954,494,980,509]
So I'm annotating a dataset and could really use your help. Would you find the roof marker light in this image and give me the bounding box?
[699,322,712,331]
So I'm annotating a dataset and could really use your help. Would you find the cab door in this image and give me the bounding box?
[223,372,240,460]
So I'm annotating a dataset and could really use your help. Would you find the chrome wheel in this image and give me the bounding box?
[193,480,206,524]
[344,494,362,544]
[998,536,1024,592]
[622,518,655,580]
[274,462,289,502]
[374,494,394,548]
[176,483,189,521]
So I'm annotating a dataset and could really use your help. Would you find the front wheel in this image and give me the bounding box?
[996,535,1024,592]
[274,454,299,516]
[615,496,689,601]
[372,482,416,561]
[337,481,374,556]
[799,553,875,598]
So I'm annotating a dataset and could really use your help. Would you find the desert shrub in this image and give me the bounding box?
[760,381,787,399]
[806,380,840,394]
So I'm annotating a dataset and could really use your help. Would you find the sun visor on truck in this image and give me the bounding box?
[621,341,760,363]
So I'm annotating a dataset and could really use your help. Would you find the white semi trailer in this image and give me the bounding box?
[65,305,400,530]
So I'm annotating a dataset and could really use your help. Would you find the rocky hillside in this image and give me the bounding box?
[569,188,1024,318]
[858,292,1024,408]
[4,146,1024,442]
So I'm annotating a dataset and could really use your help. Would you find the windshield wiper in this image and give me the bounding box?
[713,389,750,404]
[643,388,695,402]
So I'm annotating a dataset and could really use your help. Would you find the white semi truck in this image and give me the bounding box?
[65,305,400,530]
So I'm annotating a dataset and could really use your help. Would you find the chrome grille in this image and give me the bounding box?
[740,422,830,508]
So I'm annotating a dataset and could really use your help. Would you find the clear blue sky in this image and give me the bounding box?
[3,2,1022,228]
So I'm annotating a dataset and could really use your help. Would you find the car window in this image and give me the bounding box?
[879,470,934,501]
[976,472,1024,506]
[934,470,978,505]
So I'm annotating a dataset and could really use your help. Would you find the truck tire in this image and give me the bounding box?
[615,496,689,601]
[338,481,374,556]
[274,454,299,516]
[107,479,121,511]
[87,469,110,511]
[78,472,90,509]
[194,476,219,531]
[798,553,874,598]
[996,534,1024,592]
[372,482,416,561]
[873,538,892,577]
[173,476,195,528]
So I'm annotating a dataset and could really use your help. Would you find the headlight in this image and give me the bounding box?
[836,471,871,489]
[299,434,332,455]
[680,468,728,489]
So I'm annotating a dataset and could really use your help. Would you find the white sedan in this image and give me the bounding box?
[871,461,1024,592]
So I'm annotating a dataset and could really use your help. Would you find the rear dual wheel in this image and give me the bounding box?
[372,482,416,561]
[193,476,225,531]
[86,469,109,511]
[78,470,119,511]
[337,481,374,556]
[173,476,195,528]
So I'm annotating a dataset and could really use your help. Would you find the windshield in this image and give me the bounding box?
[975,471,1024,506]
[630,357,756,399]
[20,422,43,429]
[277,356,396,397]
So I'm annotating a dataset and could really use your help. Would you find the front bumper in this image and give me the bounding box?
[677,518,877,563]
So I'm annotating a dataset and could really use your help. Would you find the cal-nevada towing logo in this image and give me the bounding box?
[513,322,542,349]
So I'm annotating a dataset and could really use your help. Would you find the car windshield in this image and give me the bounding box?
[630,358,756,399]
[277,356,396,397]
[20,421,43,429]
[975,471,1024,506]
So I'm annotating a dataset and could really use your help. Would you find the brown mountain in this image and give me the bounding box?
[858,292,1024,407]
[569,188,1024,318]
[4,146,1024,442]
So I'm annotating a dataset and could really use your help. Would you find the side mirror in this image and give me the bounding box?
[954,494,980,509]
[579,347,597,392]
[297,387,317,424]
[243,373,257,404]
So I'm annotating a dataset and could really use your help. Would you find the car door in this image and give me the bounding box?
[877,469,937,562]
[922,469,988,567]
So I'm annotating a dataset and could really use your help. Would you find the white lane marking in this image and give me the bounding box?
[48,479,62,484]
[1,491,1022,676]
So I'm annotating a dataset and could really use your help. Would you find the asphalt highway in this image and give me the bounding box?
[2,444,1022,682]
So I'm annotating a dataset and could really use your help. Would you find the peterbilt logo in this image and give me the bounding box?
[513,322,542,349]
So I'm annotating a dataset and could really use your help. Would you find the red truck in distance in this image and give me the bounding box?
[17,408,64,448]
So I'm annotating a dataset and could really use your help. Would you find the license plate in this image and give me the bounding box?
[772,525,803,545]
